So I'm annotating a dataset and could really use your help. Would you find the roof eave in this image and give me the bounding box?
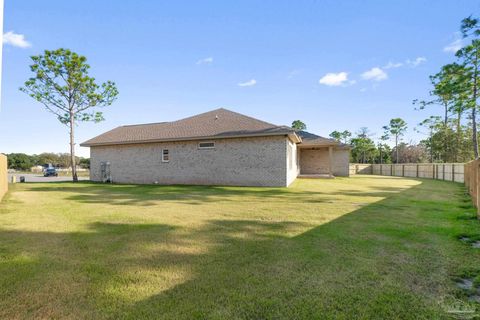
[288,132,302,143]
[298,143,351,149]
[80,131,294,147]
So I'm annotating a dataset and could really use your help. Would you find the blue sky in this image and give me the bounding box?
[0,0,478,157]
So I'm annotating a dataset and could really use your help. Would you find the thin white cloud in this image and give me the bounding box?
[287,69,302,79]
[444,39,463,53]
[406,56,427,67]
[443,39,463,53]
[3,31,31,48]
[196,57,213,65]
[383,57,426,70]
[238,79,257,87]
[383,61,403,69]
[361,67,388,81]
[318,72,349,86]
[444,33,464,54]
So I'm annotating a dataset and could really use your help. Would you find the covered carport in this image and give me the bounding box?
[296,131,350,178]
[299,145,335,177]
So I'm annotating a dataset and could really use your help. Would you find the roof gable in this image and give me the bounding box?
[81,108,295,146]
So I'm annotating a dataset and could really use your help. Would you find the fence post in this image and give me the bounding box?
[473,164,476,201]
[468,164,470,187]
[469,164,472,189]
[475,163,478,209]
[416,164,419,178]
[402,164,405,177]
[452,164,455,182]
[466,163,469,188]
[477,163,480,218]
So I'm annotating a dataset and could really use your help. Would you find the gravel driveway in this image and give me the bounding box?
[8,173,89,183]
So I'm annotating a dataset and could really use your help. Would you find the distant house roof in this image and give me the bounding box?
[81,108,300,147]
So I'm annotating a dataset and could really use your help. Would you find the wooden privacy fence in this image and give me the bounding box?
[350,163,465,183]
[465,160,480,214]
[0,154,7,201]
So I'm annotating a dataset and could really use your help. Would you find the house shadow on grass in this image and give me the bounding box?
[1,179,477,319]
[121,183,474,319]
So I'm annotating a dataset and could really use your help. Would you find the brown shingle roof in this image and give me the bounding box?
[297,131,349,148]
[81,108,297,147]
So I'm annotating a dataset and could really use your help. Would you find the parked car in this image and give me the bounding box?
[43,168,58,177]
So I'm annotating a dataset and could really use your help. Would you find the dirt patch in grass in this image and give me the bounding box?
[458,235,480,249]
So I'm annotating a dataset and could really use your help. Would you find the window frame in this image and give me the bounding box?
[161,149,170,163]
[198,141,215,150]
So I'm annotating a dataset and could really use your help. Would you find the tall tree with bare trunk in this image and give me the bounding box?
[383,118,407,163]
[20,49,118,181]
[456,16,480,158]
[456,41,480,159]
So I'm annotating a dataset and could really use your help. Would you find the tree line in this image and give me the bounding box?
[414,16,480,163]
[292,118,414,164]
[292,117,441,164]
[7,153,90,171]
[328,119,419,164]
[291,15,480,164]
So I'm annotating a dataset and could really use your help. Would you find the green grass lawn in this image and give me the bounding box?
[0,176,479,319]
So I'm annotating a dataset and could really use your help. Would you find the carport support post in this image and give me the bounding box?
[328,146,333,177]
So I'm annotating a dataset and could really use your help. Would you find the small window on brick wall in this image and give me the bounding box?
[162,149,169,162]
[198,142,215,149]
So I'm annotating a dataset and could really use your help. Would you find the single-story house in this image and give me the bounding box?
[81,108,350,187]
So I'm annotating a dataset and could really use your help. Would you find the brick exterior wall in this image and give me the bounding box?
[332,149,350,176]
[90,135,291,187]
[299,148,350,176]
